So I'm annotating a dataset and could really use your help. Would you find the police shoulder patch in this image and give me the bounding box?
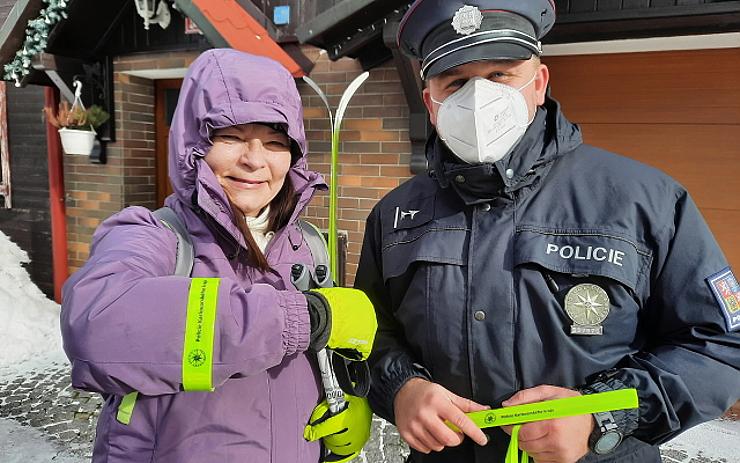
[707,267,740,331]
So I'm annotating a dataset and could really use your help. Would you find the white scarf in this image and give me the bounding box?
[245,206,275,253]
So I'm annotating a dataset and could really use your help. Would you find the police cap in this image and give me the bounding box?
[398,0,556,79]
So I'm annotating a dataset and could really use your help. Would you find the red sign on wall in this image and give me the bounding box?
[185,17,203,35]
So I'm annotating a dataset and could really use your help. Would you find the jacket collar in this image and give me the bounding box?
[428,96,582,205]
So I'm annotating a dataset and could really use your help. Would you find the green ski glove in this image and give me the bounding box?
[304,288,377,361]
[304,394,372,463]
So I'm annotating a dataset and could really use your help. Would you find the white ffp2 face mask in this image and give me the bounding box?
[432,74,536,164]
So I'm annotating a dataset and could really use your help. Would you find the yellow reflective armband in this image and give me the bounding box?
[182,278,220,391]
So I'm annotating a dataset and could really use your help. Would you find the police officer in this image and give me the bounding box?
[355,1,740,462]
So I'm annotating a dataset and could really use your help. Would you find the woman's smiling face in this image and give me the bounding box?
[205,123,292,217]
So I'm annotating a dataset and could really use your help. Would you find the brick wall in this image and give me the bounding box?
[298,48,414,285]
[63,51,198,272]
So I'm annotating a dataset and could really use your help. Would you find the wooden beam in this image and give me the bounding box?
[297,0,377,43]
[0,0,44,67]
[383,17,429,175]
[31,52,88,102]
[45,87,68,303]
[556,1,740,23]
[0,81,11,208]
[31,52,86,73]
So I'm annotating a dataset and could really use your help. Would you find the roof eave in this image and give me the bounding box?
[0,0,45,69]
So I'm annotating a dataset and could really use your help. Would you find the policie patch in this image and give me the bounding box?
[707,267,740,331]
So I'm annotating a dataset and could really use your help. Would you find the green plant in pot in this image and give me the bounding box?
[44,100,110,155]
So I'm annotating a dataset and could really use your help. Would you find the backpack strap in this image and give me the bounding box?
[118,207,195,425]
[152,207,194,278]
[298,219,332,288]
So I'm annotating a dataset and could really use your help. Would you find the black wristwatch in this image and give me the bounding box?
[588,410,622,455]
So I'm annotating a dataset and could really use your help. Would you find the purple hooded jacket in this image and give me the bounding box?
[61,49,328,462]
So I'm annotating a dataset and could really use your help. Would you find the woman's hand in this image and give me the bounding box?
[304,287,377,360]
[393,377,489,454]
[502,385,594,463]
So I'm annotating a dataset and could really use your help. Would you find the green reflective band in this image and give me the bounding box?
[453,389,638,463]
[182,278,220,391]
[449,389,638,431]
[506,426,528,463]
[116,391,139,425]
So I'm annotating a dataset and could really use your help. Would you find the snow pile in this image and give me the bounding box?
[661,419,740,462]
[0,231,66,378]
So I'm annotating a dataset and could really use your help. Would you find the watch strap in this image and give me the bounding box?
[588,410,616,448]
[580,374,640,437]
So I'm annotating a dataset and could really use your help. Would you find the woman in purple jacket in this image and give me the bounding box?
[61,49,376,463]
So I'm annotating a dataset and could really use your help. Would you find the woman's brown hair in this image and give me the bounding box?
[227,175,298,271]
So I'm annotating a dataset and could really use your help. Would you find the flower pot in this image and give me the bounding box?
[58,128,96,155]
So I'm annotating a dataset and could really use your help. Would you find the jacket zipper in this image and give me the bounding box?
[511,213,522,393]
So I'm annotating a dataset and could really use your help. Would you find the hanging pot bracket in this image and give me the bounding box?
[33,52,113,164]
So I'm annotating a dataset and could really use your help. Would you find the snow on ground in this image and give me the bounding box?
[0,232,67,380]
[0,417,87,463]
[661,418,739,462]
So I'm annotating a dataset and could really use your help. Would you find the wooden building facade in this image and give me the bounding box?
[0,0,52,297]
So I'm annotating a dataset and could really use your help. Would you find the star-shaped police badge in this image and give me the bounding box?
[564,283,610,335]
[452,5,483,36]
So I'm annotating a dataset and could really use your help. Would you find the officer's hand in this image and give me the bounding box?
[304,394,372,463]
[394,377,489,454]
[501,385,593,463]
[304,287,377,361]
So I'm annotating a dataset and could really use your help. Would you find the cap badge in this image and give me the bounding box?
[452,5,483,36]
[564,283,610,336]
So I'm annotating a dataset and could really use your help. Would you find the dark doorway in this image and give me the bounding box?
[155,79,183,207]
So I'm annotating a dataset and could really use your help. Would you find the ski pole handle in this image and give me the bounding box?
[316,349,346,414]
[290,262,346,414]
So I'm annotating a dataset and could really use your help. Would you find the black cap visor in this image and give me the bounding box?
[425,42,534,79]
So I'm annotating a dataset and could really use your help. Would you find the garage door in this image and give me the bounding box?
[544,48,740,271]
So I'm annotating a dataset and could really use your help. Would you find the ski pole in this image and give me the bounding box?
[291,263,343,414]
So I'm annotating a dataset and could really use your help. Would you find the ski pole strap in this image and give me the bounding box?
[449,388,638,431]
[116,391,139,425]
[506,426,528,463]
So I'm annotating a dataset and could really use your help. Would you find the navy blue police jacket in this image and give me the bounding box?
[355,97,740,462]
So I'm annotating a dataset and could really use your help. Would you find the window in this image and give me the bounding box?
[0,81,10,208]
